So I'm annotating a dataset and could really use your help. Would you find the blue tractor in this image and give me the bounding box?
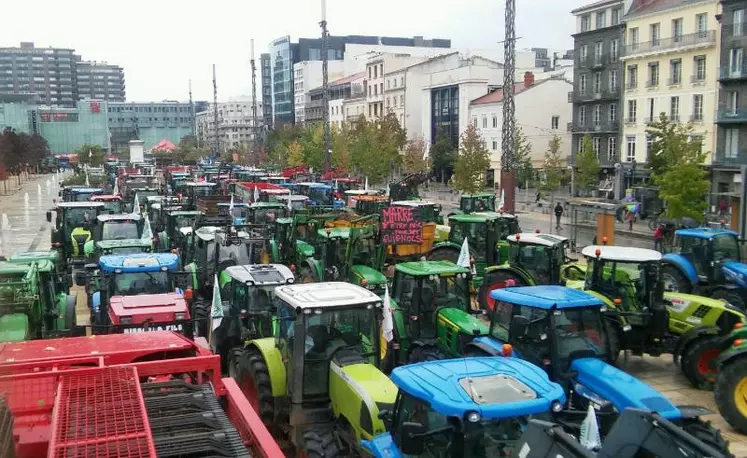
[661,228,747,309]
[464,285,730,454]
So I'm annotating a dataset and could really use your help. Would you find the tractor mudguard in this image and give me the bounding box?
[247,338,286,397]
[463,339,502,356]
[296,240,315,259]
[308,258,324,282]
[329,361,398,441]
[571,357,682,420]
[0,313,29,342]
[184,263,199,290]
[672,325,721,365]
[717,337,747,367]
[468,336,507,355]
[662,254,698,286]
[350,265,387,288]
[361,433,402,458]
[723,261,747,289]
[484,264,535,285]
[269,240,279,262]
[437,307,489,336]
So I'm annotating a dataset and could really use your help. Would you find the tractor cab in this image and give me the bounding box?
[89,195,124,213]
[260,188,291,203]
[298,182,334,207]
[362,357,566,458]
[67,187,104,202]
[184,182,218,209]
[386,260,484,367]
[59,185,87,202]
[217,202,251,223]
[391,200,444,225]
[169,172,191,194]
[276,194,309,212]
[47,202,107,270]
[133,187,161,205]
[459,192,497,214]
[156,209,202,252]
[83,213,150,260]
[347,191,387,215]
[248,201,288,225]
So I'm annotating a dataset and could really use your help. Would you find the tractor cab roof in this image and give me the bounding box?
[250,201,287,208]
[275,282,381,310]
[391,357,565,419]
[396,260,470,276]
[581,245,661,263]
[345,190,379,196]
[217,202,250,208]
[277,194,309,202]
[261,188,290,195]
[109,293,188,322]
[185,182,216,187]
[71,187,103,194]
[194,226,262,242]
[391,199,437,207]
[55,202,106,209]
[99,253,179,273]
[225,264,294,286]
[168,210,200,217]
[675,227,738,239]
[462,192,494,198]
[96,213,141,223]
[90,195,122,202]
[490,285,603,310]
[507,233,568,247]
[298,182,327,187]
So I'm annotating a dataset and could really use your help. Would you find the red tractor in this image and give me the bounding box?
[0,331,284,458]
[107,292,193,337]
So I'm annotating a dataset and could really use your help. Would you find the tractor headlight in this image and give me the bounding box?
[175,312,186,320]
[287,278,294,284]
[120,316,132,325]
[465,411,481,423]
[161,266,168,271]
[552,401,563,412]
[115,269,122,274]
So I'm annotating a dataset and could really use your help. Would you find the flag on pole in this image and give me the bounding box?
[208,274,224,350]
[88,149,92,159]
[382,285,394,342]
[132,193,140,215]
[141,215,153,241]
[579,404,601,451]
[364,177,369,191]
[287,195,293,212]
[112,178,119,196]
[84,170,90,187]
[253,185,260,202]
[229,194,234,211]
[457,237,471,271]
[498,188,505,211]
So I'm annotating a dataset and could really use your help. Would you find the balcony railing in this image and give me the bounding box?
[570,90,619,102]
[622,30,716,56]
[690,74,707,84]
[569,121,620,133]
[719,65,747,82]
[625,81,638,90]
[717,108,747,123]
[666,77,683,86]
[713,149,747,167]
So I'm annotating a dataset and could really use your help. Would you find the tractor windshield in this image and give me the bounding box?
[191,186,214,197]
[450,223,488,260]
[234,284,274,314]
[102,220,140,240]
[107,246,148,255]
[509,244,555,285]
[218,242,266,268]
[111,271,169,296]
[309,187,332,205]
[101,201,122,213]
[172,215,198,230]
[587,258,654,312]
[253,207,283,224]
[64,208,96,228]
[497,218,520,240]
[553,307,608,362]
[464,417,528,457]
[712,234,741,263]
[72,192,96,202]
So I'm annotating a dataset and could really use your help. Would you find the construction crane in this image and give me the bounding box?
[501,0,517,213]
[212,64,219,159]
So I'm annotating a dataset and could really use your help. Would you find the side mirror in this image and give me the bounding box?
[509,315,530,338]
[399,422,426,455]
[46,211,52,223]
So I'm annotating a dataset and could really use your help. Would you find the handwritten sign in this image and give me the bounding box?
[380,206,423,245]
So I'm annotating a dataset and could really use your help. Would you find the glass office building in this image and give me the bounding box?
[269,36,295,126]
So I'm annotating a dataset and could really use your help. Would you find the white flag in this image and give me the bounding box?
[382,285,394,342]
[498,188,505,211]
[287,195,293,212]
[132,193,140,215]
[229,194,234,211]
[253,185,260,202]
[579,404,601,451]
[112,178,119,196]
[457,237,471,269]
[208,274,224,349]
[88,149,92,159]
[85,171,90,187]
[141,215,153,241]
[364,176,369,191]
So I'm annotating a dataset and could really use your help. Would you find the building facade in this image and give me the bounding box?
[570,0,625,187]
[260,53,272,127]
[621,0,720,188]
[714,0,747,201]
[293,60,344,124]
[195,99,265,151]
[0,42,77,106]
[306,73,365,126]
[74,60,125,102]
[107,101,194,154]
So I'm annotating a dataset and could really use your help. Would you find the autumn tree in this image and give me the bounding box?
[331,124,352,170]
[513,127,534,187]
[74,143,106,167]
[452,124,491,194]
[575,135,600,195]
[286,141,305,167]
[430,129,456,183]
[540,135,564,196]
[402,137,429,174]
[348,113,406,183]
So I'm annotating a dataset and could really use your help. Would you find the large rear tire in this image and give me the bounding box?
[300,427,342,458]
[676,418,732,457]
[660,265,692,293]
[237,347,275,427]
[712,289,746,311]
[681,335,722,390]
[715,356,747,434]
[478,270,527,312]
[193,299,210,338]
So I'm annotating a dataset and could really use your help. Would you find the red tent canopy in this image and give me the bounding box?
[152,139,176,151]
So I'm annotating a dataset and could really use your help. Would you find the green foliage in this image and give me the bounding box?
[513,127,534,185]
[60,172,106,187]
[286,141,305,167]
[74,143,106,167]
[402,137,429,174]
[452,124,490,194]
[430,129,456,182]
[540,135,564,194]
[347,113,406,183]
[575,135,600,193]
[646,113,703,182]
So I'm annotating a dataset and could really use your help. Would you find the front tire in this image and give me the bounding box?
[681,335,722,390]
[300,427,342,458]
[192,299,210,338]
[712,289,746,311]
[237,348,275,427]
[715,356,747,434]
[676,418,732,457]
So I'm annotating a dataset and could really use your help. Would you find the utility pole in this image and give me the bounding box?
[251,39,258,164]
[500,0,517,213]
[321,0,332,173]
[212,64,219,159]
[189,79,196,147]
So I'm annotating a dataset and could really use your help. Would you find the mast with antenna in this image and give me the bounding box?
[321,0,331,173]
[189,79,196,147]
[251,39,258,164]
[500,0,517,213]
[212,64,219,159]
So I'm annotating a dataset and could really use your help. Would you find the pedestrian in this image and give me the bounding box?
[535,191,541,204]
[720,199,728,216]
[653,224,663,252]
[554,202,564,230]
[626,209,635,231]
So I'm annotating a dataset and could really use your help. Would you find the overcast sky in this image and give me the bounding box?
[1,0,586,102]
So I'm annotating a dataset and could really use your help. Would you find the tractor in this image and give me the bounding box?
[60,186,103,202]
[153,209,202,252]
[384,260,486,368]
[8,250,69,292]
[47,201,107,275]
[277,194,309,212]
[298,182,336,207]
[0,259,77,342]
[427,211,521,283]
[183,182,219,209]
[89,194,124,213]
[661,227,747,309]
[714,323,747,434]
[230,282,397,456]
[83,213,150,261]
[246,201,289,224]
[209,263,295,369]
[467,285,731,455]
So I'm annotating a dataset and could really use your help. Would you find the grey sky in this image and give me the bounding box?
[1,0,585,102]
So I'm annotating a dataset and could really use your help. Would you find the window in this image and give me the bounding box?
[728,91,739,113]
[648,63,659,86]
[582,15,591,32]
[648,98,655,122]
[670,96,680,121]
[392,97,397,107]
[579,105,587,124]
[627,65,638,88]
[400,77,404,86]
[386,97,390,107]
[692,94,703,121]
[735,9,744,36]
[646,135,654,160]
[596,11,606,29]
[627,99,637,123]
[580,74,588,93]
[626,136,636,162]
[374,85,378,95]
[650,23,661,46]
[472,116,477,127]
[593,72,602,93]
[594,42,603,64]
[492,115,498,128]
[580,45,588,62]
[694,56,707,81]
[725,128,739,158]
[670,59,681,84]
[672,18,683,42]
[400,95,404,105]
[374,66,378,78]
[592,137,601,158]
[611,39,619,61]
[380,83,383,94]
[611,8,621,25]
[696,13,707,37]
[551,115,559,130]
[393,78,397,88]
[609,103,617,121]
[593,105,601,125]
[492,139,498,150]
[730,48,744,76]
[368,67,372,79]
[482,116,488,128]
[629,28,639,50]
[387,80,390,89]
[608,137,617,161]
[609,69,618,91]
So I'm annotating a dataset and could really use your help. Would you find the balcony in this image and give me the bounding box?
[690,74,707,84]
[622,31,717,58]
[570,90,620,103]
[717,108,747,124]
[625,81,638,90]
[713,149,747,168]
[568,120,620,133]
[666,77,683,86]
[719,65,747,83]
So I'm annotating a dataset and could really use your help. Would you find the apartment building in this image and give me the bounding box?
[293,60,344,125]
[621,0,720,186]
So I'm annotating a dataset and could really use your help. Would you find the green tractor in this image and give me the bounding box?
[0,259,77,342]
[383,260,487,369]
[231,282,397,456]
[47,201,107,275]
[426,211,521,284]
[183,182,219,210]
[83,213,151,261]
[153,209,202,252]
[8,250,69,292]
[448,192,497,216]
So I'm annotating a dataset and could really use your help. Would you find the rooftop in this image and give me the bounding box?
[396,260,470,276]
[489,285,603,310]
[581,245,662,262]
[507,233,568,247]
[571,0,623,15]
[274,282,381,310]
[99,253,179,272]
[224,264,294,286]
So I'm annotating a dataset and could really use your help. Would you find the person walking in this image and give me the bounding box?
[554,202,564,230]
[626,209,635,231]
[536,191,541,204]
[653,224,664,252]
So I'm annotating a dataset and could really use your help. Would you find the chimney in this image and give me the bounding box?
[524,71,535,86]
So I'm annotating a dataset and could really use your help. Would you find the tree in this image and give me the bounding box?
[646,113,702,181]
[452,124,491,194]
[175,135,210,163]
[575,135,600,195]
[430,129,456,183]
[286,141,305,167]
[513,127,534,187]
[74,143,106,167]
[331,124,351,170]
[540,135,564,196]
[402,137,429,174]
[347,113,406,184]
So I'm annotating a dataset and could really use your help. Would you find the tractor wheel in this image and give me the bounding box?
[676,418,732,457]
[65,295,77,332]
[712,289,746,311]
[227,346,244,385]
[408,345,447,363]
[660,265,691,293]
[479,270,526,312]
[426,247,459,264]
[715,356,747,434]
[681,335,722,390]
[238,347,275,427]
[193,299,210,338]
[300,427,342,458]
[605,320,621,365]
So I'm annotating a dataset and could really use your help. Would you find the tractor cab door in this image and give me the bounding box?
[680,236,709,282]
[414,277,440,340]
[709,234,742,284]
[492,302,552,371]
[515,244,552,285]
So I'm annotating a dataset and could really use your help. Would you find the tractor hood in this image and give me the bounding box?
[108,292,189,325]
[571,357,681,420]
[351,265,388,286]
[0,313,29,342]
[438,307,489,336]
[722,261,747,288]
[296,240,314,258]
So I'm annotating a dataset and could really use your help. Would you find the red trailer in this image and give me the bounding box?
[0,332,284,458]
